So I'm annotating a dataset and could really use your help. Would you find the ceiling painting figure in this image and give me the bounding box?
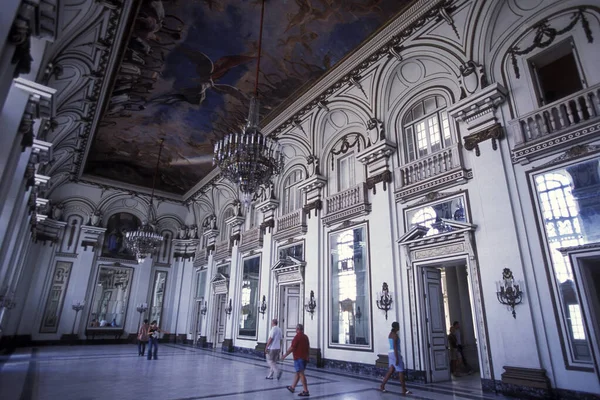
[85,0,413,194]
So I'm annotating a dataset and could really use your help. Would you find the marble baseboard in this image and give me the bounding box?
[234,346,265,359]
[222,339,234,352]
[482,378,600,399]
[321,357,426,382]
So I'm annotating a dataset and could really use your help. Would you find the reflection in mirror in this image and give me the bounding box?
[150,271,167,327]
[88,266,133,328]
[405,194,467,236]
[238,256,260,338]
[532,155,600,363]
[330,224,371,347]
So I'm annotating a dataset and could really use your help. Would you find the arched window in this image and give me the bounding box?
[403,95,452,163]
[282,169,305,214]
[220,208,234,241]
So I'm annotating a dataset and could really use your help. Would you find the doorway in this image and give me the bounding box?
[191,299,203,346]
[214,294,227,346]
[571,253,600,378]
[279,284,301,353]
[420,260,480,383]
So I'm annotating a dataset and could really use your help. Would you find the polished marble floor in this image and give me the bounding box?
[0,344,514,400]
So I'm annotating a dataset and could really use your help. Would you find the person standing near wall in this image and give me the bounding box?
[380,321,411,395]
[137,319,149,356]
[264,318,283,380]
[282,323,310,397]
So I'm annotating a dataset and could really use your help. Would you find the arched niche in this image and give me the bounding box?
[101,212,142,260]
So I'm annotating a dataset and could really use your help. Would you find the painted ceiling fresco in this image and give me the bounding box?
[85,0,414,194]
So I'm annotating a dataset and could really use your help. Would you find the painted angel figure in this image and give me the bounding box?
[151,49,254,106]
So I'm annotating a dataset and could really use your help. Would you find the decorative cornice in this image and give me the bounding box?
[260,219,275,234]
[303,199,323,219]
[230,233,240,247]
[366,170,392,195]
[256,198,280,213]
[265,0,453,136]
[463,123,503,157]
[298,175,327,193]
[447,82,507,132]
[539,144,600,169]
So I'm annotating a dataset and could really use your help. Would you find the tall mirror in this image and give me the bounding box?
[88,265,133,328]
[150,271,167,327]
[238,256,260,338]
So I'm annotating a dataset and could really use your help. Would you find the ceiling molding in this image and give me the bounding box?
[263,0,451,137]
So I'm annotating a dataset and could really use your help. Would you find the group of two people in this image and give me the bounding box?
[137,319,164,360]
[264,319,311,397]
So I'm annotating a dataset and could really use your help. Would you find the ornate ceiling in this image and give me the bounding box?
[77,0,415,194]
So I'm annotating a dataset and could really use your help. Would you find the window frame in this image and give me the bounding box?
[528,155,597,370]
[402,95,453,164]
[327,221,373,351]
[282,168,305,215]
[220,207,235,241]
[236,254,261,340]
[527,37,586,107]
[337,152,356,192]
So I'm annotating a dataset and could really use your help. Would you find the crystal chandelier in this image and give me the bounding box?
[125,139,165,263]
[213,0,284,206]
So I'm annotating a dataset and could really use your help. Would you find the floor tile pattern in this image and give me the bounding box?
[0,344,514,400]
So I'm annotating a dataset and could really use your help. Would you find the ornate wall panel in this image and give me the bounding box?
[39,260,73,333]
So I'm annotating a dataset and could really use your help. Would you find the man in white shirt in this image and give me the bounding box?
[264,318,283,380]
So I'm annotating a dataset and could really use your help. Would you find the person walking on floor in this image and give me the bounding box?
[147,320,167,360]
[137,319,149,356]
[264,318,283,380]
[281,323,310,397]
[380,321,412,395]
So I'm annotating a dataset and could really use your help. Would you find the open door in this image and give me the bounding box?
[423,267,450,382]
[280,285,301,353]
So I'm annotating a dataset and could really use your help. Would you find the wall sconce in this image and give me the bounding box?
[258,295,267,317]
[376,282,393,320]
[355,306,362,323]
[200,301,208,316]
[225,298,233,316]
[305,290,316,320]
[496,268,523,319]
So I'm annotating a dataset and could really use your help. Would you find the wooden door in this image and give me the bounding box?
[423,267,450,382]
[280,285,301,353]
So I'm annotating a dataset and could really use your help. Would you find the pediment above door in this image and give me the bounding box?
[272,256,305,284]
[211,273,229,295]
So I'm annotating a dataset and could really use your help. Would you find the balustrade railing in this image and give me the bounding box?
[193,248,207,268]
[511,84,600,146]
[274,209,307,240]
[277,209,303,232]
[395,143,461,189]
[240,227,262,252]
[214,239,231,260]
[323,183,370,225]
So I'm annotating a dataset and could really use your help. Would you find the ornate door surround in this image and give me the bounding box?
[398,220,492,382]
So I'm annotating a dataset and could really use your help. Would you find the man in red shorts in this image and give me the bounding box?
[282,323,310,397]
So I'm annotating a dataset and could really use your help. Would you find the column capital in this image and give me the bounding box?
[14,78,56,119]
[34,218,66,244]
[80,225,107,251]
